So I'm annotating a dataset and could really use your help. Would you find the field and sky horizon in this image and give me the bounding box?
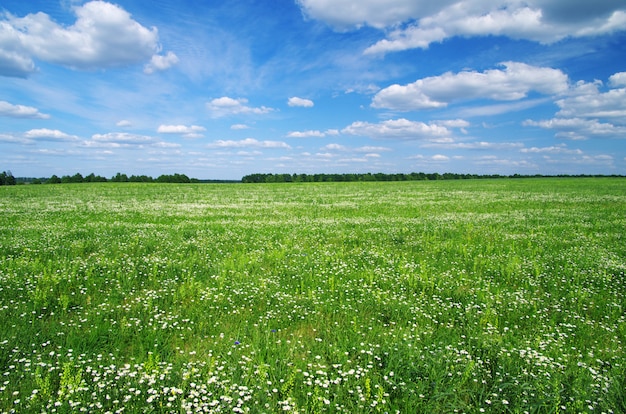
[1,0,626,180]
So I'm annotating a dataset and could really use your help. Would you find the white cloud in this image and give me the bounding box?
[609,72,626,87]
[144,51,179,74]
[422,140,524,150]
[520,144,583,154]
[91,132,156,145]
[432,154,450,161]
[372,62,569,111]
[523,117,626,140]
[296,0,450,30]
[0,1,166,76]
[457,98,550,117]
[152,141,181,149]
[287,130,326,138]
[157,124,206,136]
[116,120,132,127]
[0,133,23,143]
[0,100,49,119]
[436,119,470,128]
[207,138,290,149]
[297,1,626,54]
[323,143,347,151]
[342,118,450,140]
[230,124,250,130]
[24,128,78,141]
[206,97,274,117]
[555,78,626,119]
[355,145,392,152]
[288,97,314,107]
[540,154,614,168]
[523,71,626,140]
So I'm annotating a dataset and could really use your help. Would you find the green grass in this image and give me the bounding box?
[0,178,625,413]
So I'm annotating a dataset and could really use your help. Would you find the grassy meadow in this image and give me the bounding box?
[0,178,625,413]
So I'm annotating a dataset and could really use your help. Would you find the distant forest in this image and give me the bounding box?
[240,172,625,183]
[1,170,623,186]
[0,171,212,185]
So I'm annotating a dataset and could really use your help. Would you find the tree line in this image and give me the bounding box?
[241,172,624,183]
[1,171,198,185]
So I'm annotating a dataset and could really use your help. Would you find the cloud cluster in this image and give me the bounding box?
[524,71,626,140]
[297,0,626,54]
[207,97,275,118]
[372,62,568,111]
[0,1,176,77]
[341,118,454,140]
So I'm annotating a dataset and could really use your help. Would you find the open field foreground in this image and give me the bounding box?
[1,179,625,413]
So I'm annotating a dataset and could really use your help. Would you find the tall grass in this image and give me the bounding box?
[0,178,624,413]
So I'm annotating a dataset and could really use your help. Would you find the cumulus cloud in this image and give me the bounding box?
[157,124,206,138]
[342,118,451,140]
[144,51,179,74]
[609,72,626,87]
[287,97,314,107]
[207,138,290,149]
[0,1,169,77]
[524,71,626,140]
[116,120,132,127]
[372,62,568,111]
[206,97,275,117]
[24,128,78,141]
[556,78,626,119]
[297,0,626,54]
[0,101,49,119]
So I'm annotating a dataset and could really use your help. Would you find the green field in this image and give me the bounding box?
[1,179,625,413]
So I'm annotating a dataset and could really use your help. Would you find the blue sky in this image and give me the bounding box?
[1,0,625,179]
